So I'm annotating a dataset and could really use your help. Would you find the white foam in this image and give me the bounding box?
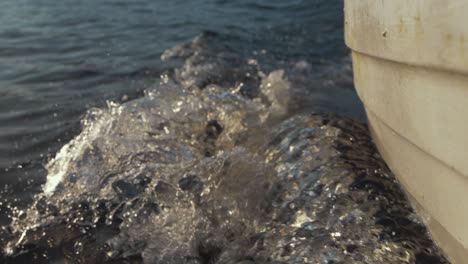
[43,108,113,195]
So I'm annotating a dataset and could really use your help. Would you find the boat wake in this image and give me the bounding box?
[1,34,448,263]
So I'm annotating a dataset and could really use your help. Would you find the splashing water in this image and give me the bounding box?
[1,34,448,264]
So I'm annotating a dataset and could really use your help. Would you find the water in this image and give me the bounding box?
[0,0,358,196]
[0,0,448,263]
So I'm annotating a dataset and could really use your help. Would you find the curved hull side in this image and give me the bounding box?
[367,109,468,264]
[352,52,468,263]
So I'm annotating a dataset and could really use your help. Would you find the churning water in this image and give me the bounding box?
[0,1,448,263]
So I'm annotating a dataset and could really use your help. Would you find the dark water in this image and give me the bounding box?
[0,0,359,196]
[0,0,449,263]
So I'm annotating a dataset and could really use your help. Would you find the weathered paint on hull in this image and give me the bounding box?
[345,0,468,263]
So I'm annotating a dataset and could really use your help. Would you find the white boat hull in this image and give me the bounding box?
[345,0,468,263]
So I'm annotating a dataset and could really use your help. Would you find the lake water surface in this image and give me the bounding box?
[0,1,448,263]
